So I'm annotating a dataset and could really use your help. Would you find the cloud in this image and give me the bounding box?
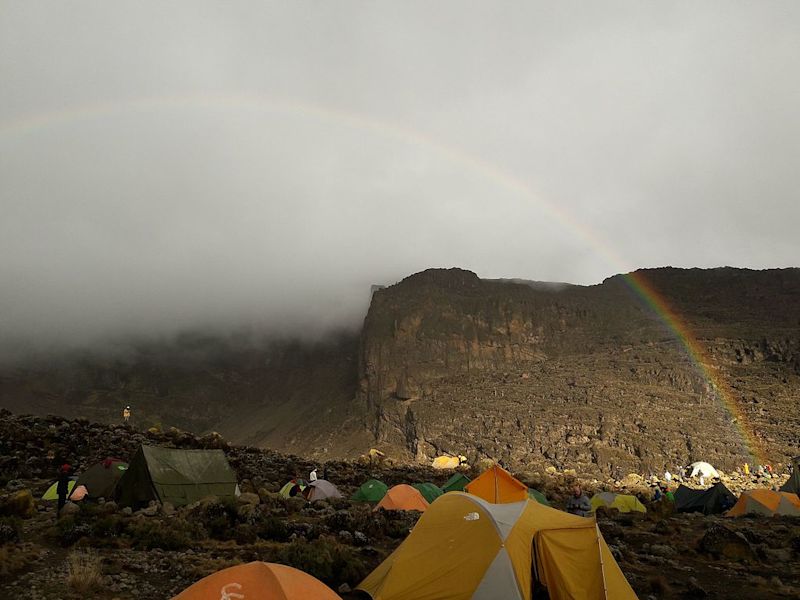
[1,2,798,353]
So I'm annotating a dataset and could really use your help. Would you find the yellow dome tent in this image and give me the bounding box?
[465,464,527,504]
[432,455,467,469]
[591,492,647,514]
[358,492,636,600]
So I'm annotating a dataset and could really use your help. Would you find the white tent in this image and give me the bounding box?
[689,462,719,479]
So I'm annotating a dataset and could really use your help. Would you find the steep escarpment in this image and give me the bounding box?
[1,267,798,475]
[358,267,800,475]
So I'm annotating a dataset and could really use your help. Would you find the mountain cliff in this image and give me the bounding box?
[1,266,798,475]
[357,267,799,475]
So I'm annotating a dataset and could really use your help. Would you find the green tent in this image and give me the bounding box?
[76,459,128,499]
[279,479,307,498]
[442,473,471,493]
[412,483,443,504]
[42,479,76,500]
[351,479,388,502]
[527,488,550,506]
[115,446,238,509]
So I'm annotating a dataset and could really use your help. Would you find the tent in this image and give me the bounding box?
[115,446,238,508]
[76,459,128,499]
[591,492,647,514]
[674,482,736,515]
[70,485,88,501]
[358,492,636,600]
[688,461,719,479]
[465,465,527,503]
[726,489,800,517]
[374,484,429,512]
[432,455,467,469]
[442,472,471,493]
[411,483,443,504]
[527,488,550,507]
[279,479,307,499]
[350,479,388,503]
[779,457,799,496]
[41,478,76,500]
[173,561,341,600]
[304,479,343,502]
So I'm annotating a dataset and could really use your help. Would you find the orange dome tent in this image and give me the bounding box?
[465,464,527,503]
[726,489,800,517]
[375,484,429,512]
[172,561,341,600]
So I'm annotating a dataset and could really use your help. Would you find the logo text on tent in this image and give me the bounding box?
[464,512,480,521]
[220,582,244,600]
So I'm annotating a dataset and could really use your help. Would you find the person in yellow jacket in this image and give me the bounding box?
[123,406,131,424]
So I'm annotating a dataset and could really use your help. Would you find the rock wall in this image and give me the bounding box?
[357,267,800,475]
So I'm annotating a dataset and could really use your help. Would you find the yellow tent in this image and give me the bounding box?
[591,492,647,514]
[432,455,467,469]
[726,489,800,517]
[465,464,527,503]
[358,492,636,600]
[41,479,76,500]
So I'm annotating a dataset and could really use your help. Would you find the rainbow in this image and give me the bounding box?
[0,92,763,463]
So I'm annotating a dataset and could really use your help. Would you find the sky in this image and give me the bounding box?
[1,2,799,352]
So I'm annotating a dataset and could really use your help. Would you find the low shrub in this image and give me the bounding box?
[197,498,240,540]
[255,516,289,542]
[66,550,104,593]
[0,516,21,544]
[279,535,368,588]
[126,519,192,551]
[56,516,92,547]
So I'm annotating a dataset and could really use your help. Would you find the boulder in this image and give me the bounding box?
[699,523,754,561]
[59,501,80,517]
[237,492,260,506]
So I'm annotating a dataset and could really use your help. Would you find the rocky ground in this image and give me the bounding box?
[1,412,799,599]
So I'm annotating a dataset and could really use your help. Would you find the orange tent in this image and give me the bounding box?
[465,464,527,503]
[172,561,341,600]
[374,484,429,512]
[726,489,800,517]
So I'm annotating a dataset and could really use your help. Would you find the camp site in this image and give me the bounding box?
[1,413,799,599]
[3,1,800,598]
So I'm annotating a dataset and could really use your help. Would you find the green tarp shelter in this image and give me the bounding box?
[115,446,238,509]
[76,459,128,499]
[441,473,470,493]
[527,488,550,506]
[351,479,388,502]
[674,482,737,515]
[412,483,443,504]
[779,457,799,497]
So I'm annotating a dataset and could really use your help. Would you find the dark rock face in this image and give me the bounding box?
[358,267,800,474]
[1,266,799,476]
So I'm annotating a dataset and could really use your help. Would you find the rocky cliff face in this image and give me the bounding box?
[1,266,798,476]
[357,267,800,475]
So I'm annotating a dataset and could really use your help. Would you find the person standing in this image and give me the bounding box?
[565,485,591,517]
[309,468,317,482]
[123,406,131,424]
[56,463,71,517]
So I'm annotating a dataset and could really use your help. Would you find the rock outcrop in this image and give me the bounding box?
[1,266,798,476]
[357,267,800,474]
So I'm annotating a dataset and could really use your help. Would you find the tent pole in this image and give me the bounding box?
[596,523,608,600]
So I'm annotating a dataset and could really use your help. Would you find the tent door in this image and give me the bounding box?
[531,536,550,599]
